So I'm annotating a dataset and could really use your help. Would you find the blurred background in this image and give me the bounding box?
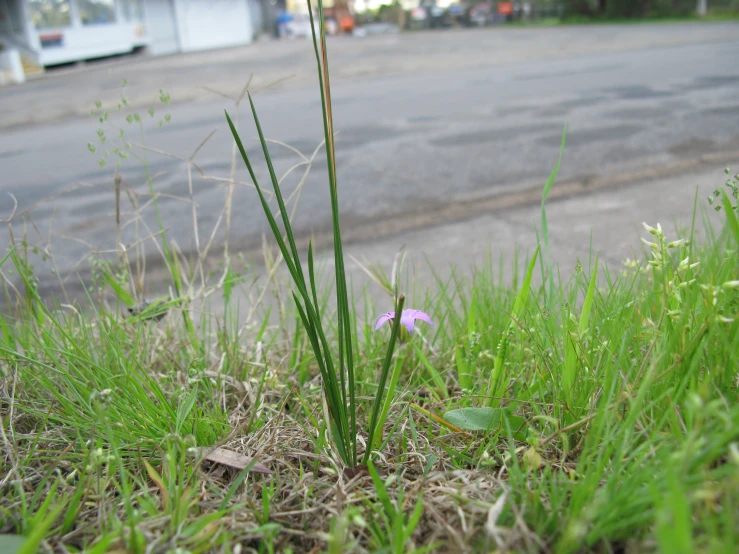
[1,0,738,301]
[1,0,737,67]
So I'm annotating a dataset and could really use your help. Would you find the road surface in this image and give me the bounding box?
[0,24,738,296]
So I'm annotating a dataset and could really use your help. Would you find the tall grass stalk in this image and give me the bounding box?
[225,0,404,467]
[540,126,567,302]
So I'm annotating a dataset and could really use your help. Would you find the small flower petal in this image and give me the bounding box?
[374,309,434,334]
[400,313,416,334]
[400,309,434,334]
[403,309,433,326]
[374,312,395,330]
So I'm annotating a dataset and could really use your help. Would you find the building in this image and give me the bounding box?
[0,0,264,79]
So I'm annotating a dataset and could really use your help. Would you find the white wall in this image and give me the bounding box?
[16,0,149,65]
[143,0,179,55]
[14,0,257,66]
[37,22,141,65]
[175,0,253,52]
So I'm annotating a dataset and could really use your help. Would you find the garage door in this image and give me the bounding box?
[178,0,253,52]
[145,0,179,55]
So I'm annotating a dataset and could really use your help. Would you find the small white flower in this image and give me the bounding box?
[641,237,659,249]
[667,239,688,249]
[642,222,663,236]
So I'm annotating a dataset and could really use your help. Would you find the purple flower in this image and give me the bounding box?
[374,309,434,334]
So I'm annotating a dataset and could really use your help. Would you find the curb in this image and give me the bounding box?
[291,149,739,252]
[31,148,739,301]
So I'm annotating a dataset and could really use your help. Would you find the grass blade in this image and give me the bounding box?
[721,190,739,244]
[367,459,395,519]
[307,0,358,464]
[245,91,308,292]
[486,246,539,407]
[541,125,567,300]
[580,254,599,335]
[373,350,406,449]
[413,342,448,399]
[225,112,299,283]
[563,254,599,413]
[364,295,405,463]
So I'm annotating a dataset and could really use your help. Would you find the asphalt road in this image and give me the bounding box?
[1,24,738,294]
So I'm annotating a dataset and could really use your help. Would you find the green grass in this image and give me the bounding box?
[2,2,739,552]
[224,0,409,470]
[510,11,739,27]
[1,167,738,551]
[560,11,739,25]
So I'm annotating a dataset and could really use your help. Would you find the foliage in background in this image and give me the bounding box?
[563,0,739,19]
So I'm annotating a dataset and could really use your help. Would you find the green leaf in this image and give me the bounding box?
[61,472,87,532]
[523,447,542,471]
[541,125,567,299]
[563,307,577,409]
[455,345,472,391]
[176,382,199,434]
[308,241,320,321]
[422,454,438,476]
[512,246,540,318]
[502,412,528,441]
[467,296,477,337]
[443,407,503,431]
[127,297,174,322]
[412,343,447,399]
[18,503,65,554]
[367,459,395,519]
[0,244,16,269]
[364,295,405,463]
[223,261,234,303]
[181,512,223,539]
[102,269,135,307]
[373,351,405,449]
[487,246,539,406]
[563,254,599,413]
[722,190,739,244]
[579,254,598,335]
[329,419,349,464]
[84,534,116,554]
